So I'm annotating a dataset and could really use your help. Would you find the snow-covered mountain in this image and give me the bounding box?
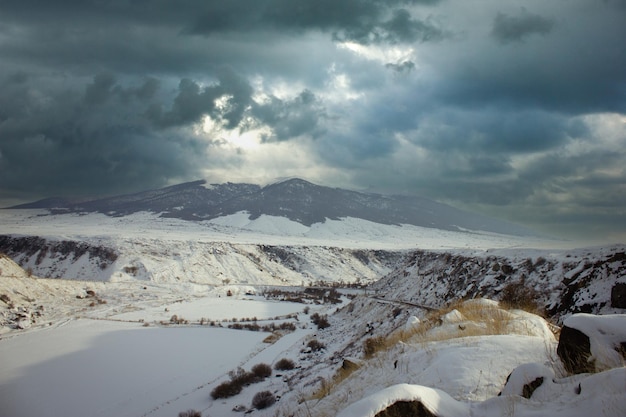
[8,178,535,236]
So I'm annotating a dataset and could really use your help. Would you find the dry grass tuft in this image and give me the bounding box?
[305,299,545,406]
[309,361,362,401]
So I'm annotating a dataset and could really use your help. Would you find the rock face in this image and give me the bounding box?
[611,282,626,308]
[557,314,626,374]
[370,246,626,323]
[557,325,594,374]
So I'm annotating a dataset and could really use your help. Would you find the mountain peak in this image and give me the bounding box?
[6,179,536,237]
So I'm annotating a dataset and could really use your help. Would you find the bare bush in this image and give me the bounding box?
[251,363,272,380]
[311,312,331,329]
[306,339,325,352]
[274,358,295,371]
[211,380,243,399]
[252,390,276,409]
[499,280,542,313]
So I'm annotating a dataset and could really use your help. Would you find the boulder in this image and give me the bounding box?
[374,400,437,417]
[611,282,626,308]
[557,313,626,374]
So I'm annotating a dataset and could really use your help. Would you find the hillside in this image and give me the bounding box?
[371,246,626,323]
[7,178,535,236]
[0,234,405,285]
[1,248,625,416]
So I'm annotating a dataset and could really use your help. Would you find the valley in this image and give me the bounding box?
[1,193,625,417]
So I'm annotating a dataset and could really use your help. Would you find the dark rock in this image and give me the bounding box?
[522,377,544,399]
[374,400,437,417]
[557,314,626,374]
[557,325,593,374]
[498,363,553,398]
[611,282,626,308]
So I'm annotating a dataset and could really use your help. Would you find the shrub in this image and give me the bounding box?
[279,322,297,331]
[178,410,201,417]
[229,367,255,386]
[252,390,276,409]
[306,339,325,352]
[363,336,386,358]
[499,280,541,313]
[251,363,272,380]
[274,358,295,371]
[211,380,243,399]
[311,312,330,329]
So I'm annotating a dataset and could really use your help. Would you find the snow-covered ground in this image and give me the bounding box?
[0,269,326,417]
[0,208,573,287]
[4,252,623,417]
[1,210,624,417]
[0,209,561,250]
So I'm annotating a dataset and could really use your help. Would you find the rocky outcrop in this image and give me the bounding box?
[557,313,626,374]
[611,282,626,308]
[557,325,594,374]
[0,235,118,275]
[371,246,626,323]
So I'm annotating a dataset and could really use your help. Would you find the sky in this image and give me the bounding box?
[0,0,625,243]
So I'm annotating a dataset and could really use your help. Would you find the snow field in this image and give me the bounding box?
[0,209,557,251]
[0,288,323,417]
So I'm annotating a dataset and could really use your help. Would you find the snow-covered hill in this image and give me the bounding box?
[0,207,551,285]
[372,246,626,323]
[0,207,623,322]
[8,178,536,236]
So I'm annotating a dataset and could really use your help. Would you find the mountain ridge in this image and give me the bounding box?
[7,178,535,237]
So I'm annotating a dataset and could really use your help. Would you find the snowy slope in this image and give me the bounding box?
[273,298,625,417]
[371,246,626,322]
[2,251,625,416]
[0,208,551,286]
[8,178,536,236]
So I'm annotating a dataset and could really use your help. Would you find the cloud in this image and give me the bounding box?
[1,0,625,241]
[332,8,448,44]
[151,68,253,129]
[186,0,444,45]
[385,60,416,74]
[491,9,555,44]
[0,72,208,198]
[252,90,327,142]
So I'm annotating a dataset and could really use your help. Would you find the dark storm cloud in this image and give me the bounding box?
[252,90,327,142]
[411,109,582,154]
[187,0,444,44]
[0,72,206,198]
[331,8,448,44]
[151,68,253,129]
[428,5,626,116]
[1,0,625,241]
[385,61,416,74]
[491,9,555,43]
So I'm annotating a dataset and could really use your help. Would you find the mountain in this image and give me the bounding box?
[8,178,534,236]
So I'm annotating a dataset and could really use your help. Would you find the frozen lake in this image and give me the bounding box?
[0,295,313,417]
